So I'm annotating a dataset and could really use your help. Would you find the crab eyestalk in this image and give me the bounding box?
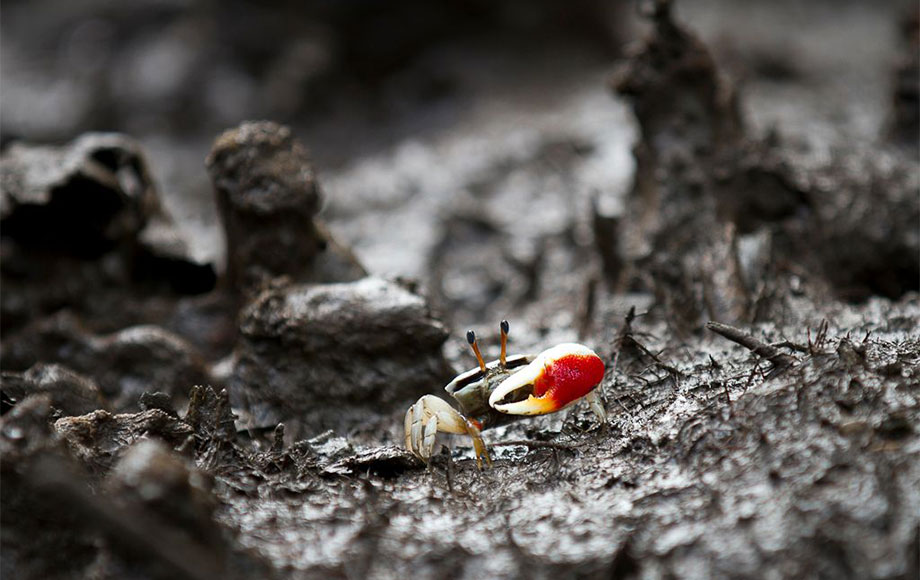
[499,319,509,368]
[488,343,605,415]
[467,330,487,373]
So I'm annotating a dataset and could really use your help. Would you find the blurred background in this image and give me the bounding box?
[1,0,915,330]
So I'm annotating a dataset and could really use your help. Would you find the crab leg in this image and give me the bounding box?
[404,395,490,468]
[584,389,607,422]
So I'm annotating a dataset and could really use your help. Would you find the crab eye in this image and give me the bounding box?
[466,329,487,372]
[489,344,605,415]
[499,319,510,367]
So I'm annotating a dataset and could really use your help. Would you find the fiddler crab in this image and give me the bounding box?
[405,320,606,468]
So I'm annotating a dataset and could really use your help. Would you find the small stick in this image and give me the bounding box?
[626,336,684,378]
[706,321,796,370]
[743,361,760,392]
[771,340,809,354]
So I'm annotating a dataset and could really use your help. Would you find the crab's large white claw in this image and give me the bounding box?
[489,343,605,416]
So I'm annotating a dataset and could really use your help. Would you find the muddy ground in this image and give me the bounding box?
[1,0,919,579]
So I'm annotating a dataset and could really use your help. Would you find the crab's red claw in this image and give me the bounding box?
[489,344,605,415]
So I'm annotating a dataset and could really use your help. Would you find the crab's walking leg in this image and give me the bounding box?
[584,389,607,423]
[404,395,490,468]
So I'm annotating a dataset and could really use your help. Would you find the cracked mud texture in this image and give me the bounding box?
[1,0,918,579]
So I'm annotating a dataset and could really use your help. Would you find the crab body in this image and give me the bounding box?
[405,321,606,467]
[445,353,533,430]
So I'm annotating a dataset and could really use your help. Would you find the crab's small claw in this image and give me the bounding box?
[405,395,491,468]
[489,343,605,415]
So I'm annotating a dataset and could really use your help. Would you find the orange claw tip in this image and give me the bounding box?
[489,343,605,415]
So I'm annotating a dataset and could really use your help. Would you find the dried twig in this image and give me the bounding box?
[743,361,760,392]
[705,321,797,372]
[771,340,809,354]
[807,319,830,355]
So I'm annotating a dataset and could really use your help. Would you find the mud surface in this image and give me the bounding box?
[2,1,918,579]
